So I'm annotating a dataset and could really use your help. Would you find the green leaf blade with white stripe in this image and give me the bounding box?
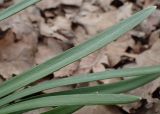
[0,0,41,21]
[0,94,140,114]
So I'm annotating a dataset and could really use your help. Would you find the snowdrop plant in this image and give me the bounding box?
[0,0,158,114]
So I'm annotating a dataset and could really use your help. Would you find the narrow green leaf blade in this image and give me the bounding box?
[28,74,159,98]
[0,94,140,114]
[46,75,160,96]
[9,75,160,114]
[0,0,41,21]
[1,65,160,107]
[41,75,160,114]
[0,6,156,98]
[42,106,82,114]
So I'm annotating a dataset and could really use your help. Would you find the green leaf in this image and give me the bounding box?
[45,75,160,96]
[8,74,160,114]
[0,6,156,98]
[0,0,41,21]
[1,65,160,107]
[28,74,159,98]
[41,75,160,114]
[42,106,82,114]
[0,94,140,114]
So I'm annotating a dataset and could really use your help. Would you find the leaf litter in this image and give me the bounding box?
[0,0,160,114]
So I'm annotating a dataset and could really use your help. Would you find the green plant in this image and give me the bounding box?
[0,1,158,114]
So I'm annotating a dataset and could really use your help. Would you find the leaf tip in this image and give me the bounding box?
[152,6,157,10]
[147,5,157,11]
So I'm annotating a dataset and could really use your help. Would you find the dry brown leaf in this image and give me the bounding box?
[37,0,83,10]
[0,5,39,80]
[75,50,109,75]
[139,101,160,114]
[74,106,123,114]
[149,29,160,46]
[0,42,35,79]
[105,34,135,66]
[61,0,83,6]
[94,0,113,11]
[74,3,132,35]
[0,30,36,79]
[0,77,4,84]
[23,108,52,114]
[0,7,39,40]
[121,30,160,113]
[136,41,160,66]
[100,77,122,84]
[74,10,116,35]
[54,62,79,78]
[133,31,160,101]
[35,38,63,65]
[72,26,89,45]
[130,79,160,103]
[43,85,72,93]
[141,10,160,34]
[37,0,61,10]
[122,77,160,113]
[0,61,33,79]
[40,16,72,42]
